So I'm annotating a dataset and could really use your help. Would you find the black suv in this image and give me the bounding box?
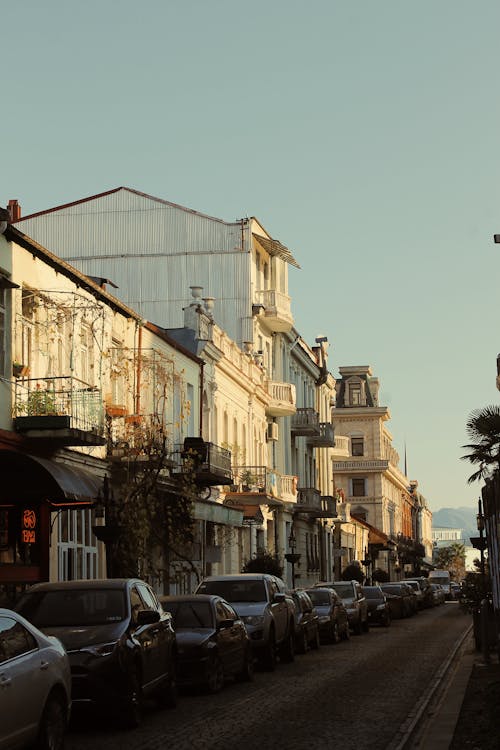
[316,580,369,634]
[15,578,177,728]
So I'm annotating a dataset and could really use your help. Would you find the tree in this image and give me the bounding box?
[372,568,389,583]
[461,405,500,483]
[341,562,365,583]
[434,543,466,582]
[242,551,283,577]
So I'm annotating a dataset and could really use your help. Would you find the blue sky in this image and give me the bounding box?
[3,1,500,510]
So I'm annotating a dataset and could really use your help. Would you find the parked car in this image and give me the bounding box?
[450,582,461,601]
[429,583,446,606]
[361,585,391,626]
[407,576,434,608]
[288,590,321,653]
[14,578,177,728]
[316,581,369,634]
[160,594,253,692]
[305,587,350,643]
[404,579,425,610]
[0,608,71,750]
[195,574,295,670]
[380,583,415,618]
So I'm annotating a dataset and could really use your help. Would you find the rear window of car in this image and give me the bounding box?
[197,580,267,603]
[163,601,213,629]
[332,584,354,599]
[16,589,127,626]
[306,589,330,606]
[362,588,383,599]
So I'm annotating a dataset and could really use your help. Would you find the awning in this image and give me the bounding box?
[224,491,283,508]
[252,234,301,269]
[194,499,244,527]
[0,450,103,507]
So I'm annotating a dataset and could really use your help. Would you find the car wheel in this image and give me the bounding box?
[237,645,254,682]
[157,656,177,709]
[36,690,67,750]
[297,629,308,654]
[121,667,143,729]
[262,630,277,671]
[206,652,224,693]
[280,630,295,663]
[331,622,340,644]
[311,626,321,650]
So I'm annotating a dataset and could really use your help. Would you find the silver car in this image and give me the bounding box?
[0,608,71,750]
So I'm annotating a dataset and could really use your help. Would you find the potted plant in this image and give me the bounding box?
[12,362,29,378]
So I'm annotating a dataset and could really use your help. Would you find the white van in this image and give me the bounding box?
[428,569,452,599]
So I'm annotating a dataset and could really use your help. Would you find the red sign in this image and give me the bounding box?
[22,509,37,544]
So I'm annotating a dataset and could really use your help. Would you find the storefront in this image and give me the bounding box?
[0,449,103,605]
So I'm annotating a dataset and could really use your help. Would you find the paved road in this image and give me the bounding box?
[66,602,470,750]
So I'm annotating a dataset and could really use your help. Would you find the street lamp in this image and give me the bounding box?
[477,497,486,581]
[285,531,301,589]
[362,548,372,585]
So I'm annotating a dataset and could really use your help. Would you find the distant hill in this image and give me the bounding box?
[432,506,478,545]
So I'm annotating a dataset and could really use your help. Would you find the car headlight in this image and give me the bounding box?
[376,604,386,611]
[318,616,330,624]
[82,642,117,657]
[241,615,265,626]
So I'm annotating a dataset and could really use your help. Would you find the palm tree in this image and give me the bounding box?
[461,405,500,484]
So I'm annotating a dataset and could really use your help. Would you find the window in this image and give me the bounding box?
[351,478,366,497]
[349,382,361,406]
[0,617,36,662]
[351,437,364,456]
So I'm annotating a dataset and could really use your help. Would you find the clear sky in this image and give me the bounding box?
[3,1,500,511]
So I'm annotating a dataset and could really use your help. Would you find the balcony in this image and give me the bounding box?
[307,422,336,448]
[265,381,296,417]
[295,488,336,517]
[254,289,293,333]
[225,466,283,507]
[181,438,232,486]
[291,407,320,437]
[280,474,298,504]
[13,377,105,447]
[332,459,390,472]
[331,435,350,458]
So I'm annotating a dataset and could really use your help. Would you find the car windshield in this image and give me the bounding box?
[16,589,127,626]
[382,585,403,595]
[405,582,419,592]
[306,590,330,606]
[332,584,353,600]
[163,601,213,629]
[197,580,266,603]
[363,588,382,599]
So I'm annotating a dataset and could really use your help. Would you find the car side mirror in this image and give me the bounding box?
[218,618,234,630]
[136,609,160,626]
[273,592,286,603]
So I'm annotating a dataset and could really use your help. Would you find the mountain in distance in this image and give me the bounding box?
[432,506,478,545]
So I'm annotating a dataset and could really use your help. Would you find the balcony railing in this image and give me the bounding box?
[231,466,281,497]
[265,381,296,417]
[254,289,293,333]
[13,376,105,446]
[331,435,350,457]
[280,474,298,503]
[332,459,390,472]
[291,407,320,436]
[181,439,232,486]
[307,422,335,447]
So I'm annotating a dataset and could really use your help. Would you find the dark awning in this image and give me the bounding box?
[224,491,283,508]
[0,450,103,507]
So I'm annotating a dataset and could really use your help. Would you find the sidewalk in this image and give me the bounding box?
[418,635,500,749]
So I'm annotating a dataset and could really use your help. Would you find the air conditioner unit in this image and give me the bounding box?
[267,422,279,441]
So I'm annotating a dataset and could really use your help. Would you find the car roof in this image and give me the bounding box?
[160,594,220,603]
[200,574,275,581]
[22,578,144,592]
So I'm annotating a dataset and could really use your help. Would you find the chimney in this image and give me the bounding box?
[8,200,21,222]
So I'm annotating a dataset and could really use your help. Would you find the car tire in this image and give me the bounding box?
[280,629,295,663]
[121,667,143,729]
[157,657,177,709]
[263,630,277,671]
[311,627,321,650]
[297,630,308,654]
[206,652,224,693]
[237,645,255,682]
[36,690,67,750]
[331,622,340,644]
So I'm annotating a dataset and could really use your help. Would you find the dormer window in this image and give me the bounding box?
[349,382,361,406]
